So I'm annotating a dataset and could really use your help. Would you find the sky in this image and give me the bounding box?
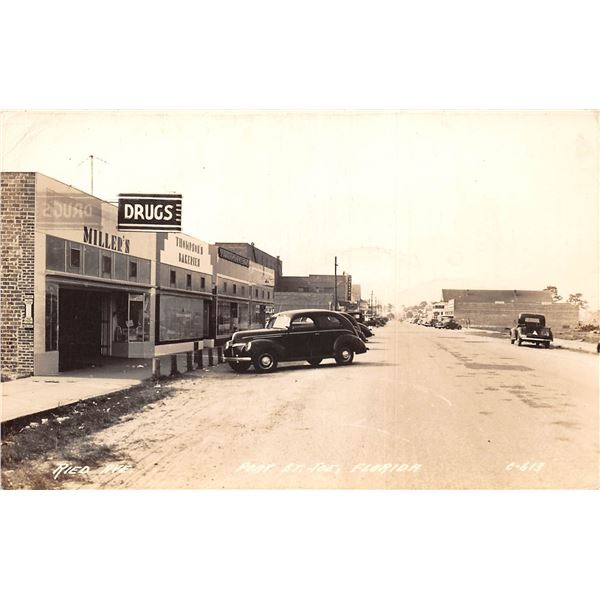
[1,110,598,309]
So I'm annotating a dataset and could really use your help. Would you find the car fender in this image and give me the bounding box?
[247,338,285,360]
[334,333,367,354]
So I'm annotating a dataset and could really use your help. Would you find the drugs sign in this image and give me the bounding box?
[118,193,182,232]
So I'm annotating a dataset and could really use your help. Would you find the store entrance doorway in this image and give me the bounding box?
[58,288,103,371]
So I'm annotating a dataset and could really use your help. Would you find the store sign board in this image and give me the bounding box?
[218,246,250,268]
[118,193,182,232]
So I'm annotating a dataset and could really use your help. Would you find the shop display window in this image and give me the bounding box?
[128,293,150,342]
[159,294,205,341]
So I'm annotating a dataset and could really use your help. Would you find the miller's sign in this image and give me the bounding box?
[118,193,182,232]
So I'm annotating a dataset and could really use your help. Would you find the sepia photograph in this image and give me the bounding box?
[1,110,598,490]
[2,3,600,598]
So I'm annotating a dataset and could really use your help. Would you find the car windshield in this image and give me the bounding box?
[266,314,291,329]
[524,317,542,324]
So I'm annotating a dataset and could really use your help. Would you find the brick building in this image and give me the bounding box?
[1,173,36,380]
[441,289,579,330]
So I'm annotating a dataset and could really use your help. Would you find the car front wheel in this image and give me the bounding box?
[253,351,278,373]
[335,346,354,365]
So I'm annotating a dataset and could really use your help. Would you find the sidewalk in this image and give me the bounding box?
[1,358,153,423]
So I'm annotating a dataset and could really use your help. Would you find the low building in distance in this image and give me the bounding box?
[274,273,354,312]
[441,289,579,330]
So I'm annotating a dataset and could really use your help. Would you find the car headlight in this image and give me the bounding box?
[244,341,252,351]
[225,340,232,350]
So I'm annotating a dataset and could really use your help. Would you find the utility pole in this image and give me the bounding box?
[334,256,338,311]
[90,155,94,195]
[78,154,108,196]
[370,290,374,315]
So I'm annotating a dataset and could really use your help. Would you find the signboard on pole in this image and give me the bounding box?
[118,193,182,232]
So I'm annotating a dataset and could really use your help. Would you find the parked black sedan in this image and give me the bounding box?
[223,309,368,373]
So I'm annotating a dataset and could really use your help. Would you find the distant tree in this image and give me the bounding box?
[418,301,428,309]
[406,310,414,319]
[567,293,588,309]
[543,285,562,302]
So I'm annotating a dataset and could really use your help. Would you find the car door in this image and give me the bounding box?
[286,315,317,360]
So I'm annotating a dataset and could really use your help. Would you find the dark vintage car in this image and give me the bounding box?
[510,313,553,348]
[223,309,368,373]
[337,311,372,341]
[441,319,462,330]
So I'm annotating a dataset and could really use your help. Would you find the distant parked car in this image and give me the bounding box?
[340,312,373,338]
[510,313,553,348]
[336,312,368,342]
[441,319,462,330]
[223,309,368,373]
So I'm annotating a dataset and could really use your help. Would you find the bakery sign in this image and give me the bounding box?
[118,193,182,232]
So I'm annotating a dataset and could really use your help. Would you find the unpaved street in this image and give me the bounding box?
[31,321,596,489]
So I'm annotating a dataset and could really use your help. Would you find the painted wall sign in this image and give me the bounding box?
[118,193,182,232]
[159,232,212,274]
[218,246,250,268]
[83,226,131,253]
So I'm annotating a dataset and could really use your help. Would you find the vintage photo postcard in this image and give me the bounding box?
[1,110,598,490]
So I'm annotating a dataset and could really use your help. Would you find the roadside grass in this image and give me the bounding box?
[1,380,175,490]
[553,329,600,344]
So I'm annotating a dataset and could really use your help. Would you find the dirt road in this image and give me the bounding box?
[22,321,594,489]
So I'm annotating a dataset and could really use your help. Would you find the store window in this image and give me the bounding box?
[170,270,176,286]
[45,283,58,351]
[255,288,258,298]
[113,293,150,343]
[128,293,150,342]
[46,236,66,271]
[233,284,237,295]
[267,291,270,300]
[101,254,112,278]
[159,294,205,341]
[129,260,138,281]
[201,277,206,289]
[223,281,228,293]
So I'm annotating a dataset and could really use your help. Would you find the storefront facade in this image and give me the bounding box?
[156,232,214,345]
[0,171,278,379]
[32,174,157,375]
[210,245,275,339]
